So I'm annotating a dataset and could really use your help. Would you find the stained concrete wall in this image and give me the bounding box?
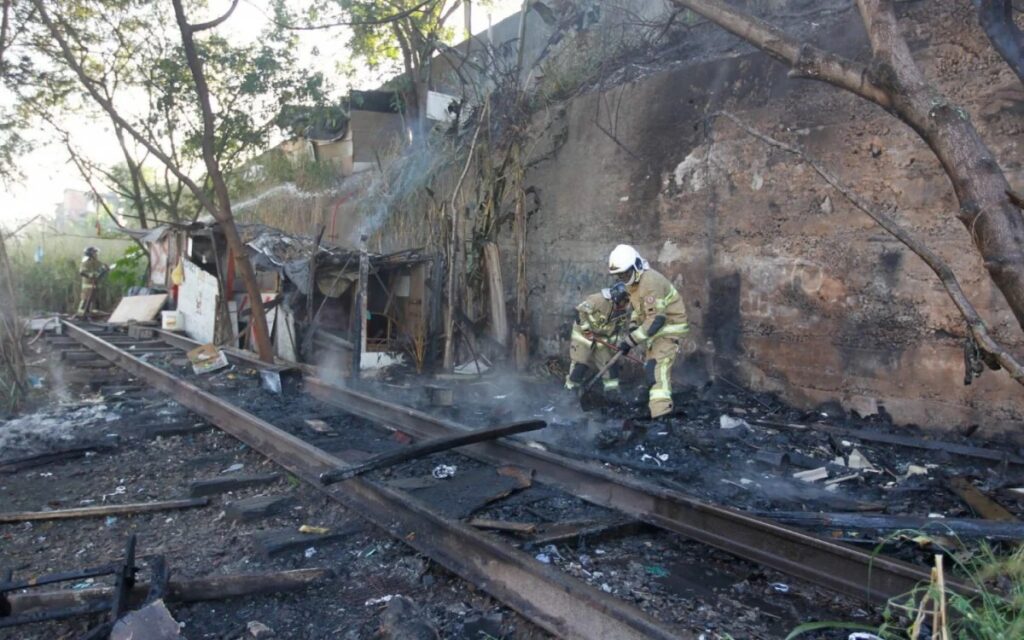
[236,0,1024,434]
[513,0,1024,433]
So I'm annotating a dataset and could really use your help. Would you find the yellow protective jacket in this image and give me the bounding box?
[80,256,106,283]
[626,268,689,346]
[570,292,627,348]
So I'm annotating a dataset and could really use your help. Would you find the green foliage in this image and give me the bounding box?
[787,536,1024,640]
[6,233,131,315]
[107,244,147,292]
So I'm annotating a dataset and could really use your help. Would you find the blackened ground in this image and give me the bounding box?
[0,351,550,639]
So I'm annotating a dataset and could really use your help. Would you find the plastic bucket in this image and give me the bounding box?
[161,310,183,331]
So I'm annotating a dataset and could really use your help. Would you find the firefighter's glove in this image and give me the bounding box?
[618,335,636,355]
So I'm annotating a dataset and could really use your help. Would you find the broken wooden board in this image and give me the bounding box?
[0,497,208,524]
[225,495,295,523]
[107,294,169,324]
[188,473,281,497]
[527,518,639,546]
[406,467,532,519]
[5,569,332,615]
[948,477,1018,522]
[253,523,364,558]
[0,443,117,474]
[467,518,538,535]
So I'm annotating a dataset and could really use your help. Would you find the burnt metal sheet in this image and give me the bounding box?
[303,377,977,605]
[63,322,683,640]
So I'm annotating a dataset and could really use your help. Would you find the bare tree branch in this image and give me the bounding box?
[668,0,891,106]
[712,110,1024,384]
[30,0,219,218]
[263,0,434,30]
[190,0,241,32]
[974,0,1024,85]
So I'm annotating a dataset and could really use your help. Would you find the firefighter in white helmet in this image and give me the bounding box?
[565,282,630,397]
[608,244,689,419]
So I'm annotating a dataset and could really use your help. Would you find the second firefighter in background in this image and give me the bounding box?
[565,282,630,395]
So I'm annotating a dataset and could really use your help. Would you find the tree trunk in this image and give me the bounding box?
[170,0,274,363]
[669,0,1024,333]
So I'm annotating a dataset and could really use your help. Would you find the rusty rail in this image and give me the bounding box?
[63,322,684,640]
[109,325,974,604]
[302,377,977,605]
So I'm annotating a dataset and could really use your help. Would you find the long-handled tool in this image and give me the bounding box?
[589,335,644,364]
[582,350,625,393]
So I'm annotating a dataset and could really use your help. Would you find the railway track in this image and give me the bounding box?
[59,320,974,636]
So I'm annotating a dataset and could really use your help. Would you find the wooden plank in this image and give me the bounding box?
[6,569,332,615]
[467,518,537,534]
[108,294,169,324]
[0,443,117,474]
[188,473,281,497]
[320,420,546,485]
[407,468,530,520]
[253,524,363,558]
[224,495,296,523]
[482,242,508,346]
[749,418,1024,465]
[948,477,1018,522]
[0,498,208,524]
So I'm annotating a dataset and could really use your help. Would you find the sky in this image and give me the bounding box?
[0,0,521,227]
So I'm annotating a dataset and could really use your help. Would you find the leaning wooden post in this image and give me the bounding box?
[513,183,529,370]
[350,238,369,380]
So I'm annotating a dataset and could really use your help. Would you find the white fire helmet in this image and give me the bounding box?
[608,244,643,275]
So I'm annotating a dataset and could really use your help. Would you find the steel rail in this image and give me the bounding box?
[149,327,973,603]
[302,377,978,605]
[63,322,685,640]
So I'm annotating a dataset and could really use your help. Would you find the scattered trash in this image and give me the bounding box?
[299,525,330,535]
[72,578,95,590]
[906,464,928,477]
[600,583,613,593]
[535,552,552,564]
[793,467,829,483]
[770,582,790,593]
[105,516,118,527]
[221,463,245,474]
[825,473,860,486]
[304,419,332,434]
[644,565,669,578]
[719,415,749,430]
[847,449,874,470]
[927,513,945,519]
[364,594,397,606]
[304,547,317,558]
[27,374,45,389]
[739,478,753,485]
[849,633,883,640]
[431,464,457,479]
[246,620,275,639]
[259,370,282,395]
[186,343,230,375]
[656,453,669,462]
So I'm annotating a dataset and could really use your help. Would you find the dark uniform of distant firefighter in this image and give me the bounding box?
[565,283,631,396]
[76,246,108,317]
[608,244,689,419]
